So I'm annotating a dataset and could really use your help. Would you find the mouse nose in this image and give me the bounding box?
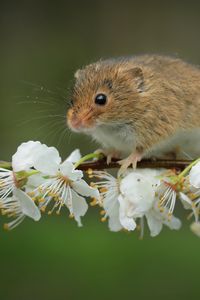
[67,107,94,130]
[69,115,83,129]
[67,110,83,129]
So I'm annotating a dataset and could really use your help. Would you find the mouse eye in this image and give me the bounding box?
[95,93,107,105]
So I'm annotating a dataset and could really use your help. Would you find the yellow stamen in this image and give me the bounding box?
[100,187,108,193]
[40,206,46,213]
[86,168,93,175]
[90,198,97,206]
[27,191,35,197]
[38,197,45,203]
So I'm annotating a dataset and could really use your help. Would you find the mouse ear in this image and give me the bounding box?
[119,66,144,93]
[128,67,144,93]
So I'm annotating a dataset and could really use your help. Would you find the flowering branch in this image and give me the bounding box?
[1,141,200,238]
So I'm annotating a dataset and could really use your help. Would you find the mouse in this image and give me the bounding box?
[67,54,200,173]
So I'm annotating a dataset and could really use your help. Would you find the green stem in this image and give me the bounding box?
[15,170,40,182]
[74,152,104,169]
[26,170,40,177]
[0,161,12,170]
[178,157,200,179]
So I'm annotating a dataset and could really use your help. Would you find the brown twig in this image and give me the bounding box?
[78,158,192,171]
[0,158,193,171]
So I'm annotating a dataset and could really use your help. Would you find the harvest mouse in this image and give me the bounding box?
[67,55,200,173]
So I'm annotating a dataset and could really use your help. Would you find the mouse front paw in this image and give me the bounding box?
[94,148,121,165]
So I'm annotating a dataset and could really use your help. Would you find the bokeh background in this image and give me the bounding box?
[1,1,200,299]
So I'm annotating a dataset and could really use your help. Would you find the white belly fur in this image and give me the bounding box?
[146,128,200,159]
[91,124,136,155]
[91,125,200,159]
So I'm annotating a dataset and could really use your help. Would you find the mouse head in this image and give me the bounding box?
[67,59,145,132]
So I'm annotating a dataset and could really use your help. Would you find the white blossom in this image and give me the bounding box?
[1,189,41,230]
[0,141,48,199]
[93,168,181,236]
[31,148,99,226]
[146,206,181,237]
[0,141,43,228]
[119,170,159,231]
[119,170,181,236]
[90,170,122,232]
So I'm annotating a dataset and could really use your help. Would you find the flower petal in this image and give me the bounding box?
[25,174,46,193]
[107,201,122,232]
[164,216,182,230]
[189,162,200,188]
[118,195,136,231]
[14,189,41,221]
[179,192,193,210]
[72,179,100,199]
[108,217,123,232]
[70,189,88,226]
[27,173,46,188]
[12,141,43,172]
[120,171,157,213]
[65,149,81,163]
[60,161,83,181]
[190,222,200,237]
[145,211,163,237]
[12,141,61,175]
[33,144,61,175]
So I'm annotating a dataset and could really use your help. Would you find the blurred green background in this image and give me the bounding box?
[1,1,200,299]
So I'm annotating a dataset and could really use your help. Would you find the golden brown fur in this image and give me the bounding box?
[67,55,200,159]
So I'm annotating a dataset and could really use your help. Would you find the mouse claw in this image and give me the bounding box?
[118,152,142,177]
[106,154,112,165]
[94,149,121,165]
[94,148,105,155]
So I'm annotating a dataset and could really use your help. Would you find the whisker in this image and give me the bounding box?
[67,130,73,146]
[54,86,69,101]
[33,119,66,137]
[17,114,66,127]
[44,124,68,144]
[56,127,69,148]
[20,80,68,102]
[17,100,57,106]
[17,94,66,105]
[35,122,65,143]
[32,110,66,117]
